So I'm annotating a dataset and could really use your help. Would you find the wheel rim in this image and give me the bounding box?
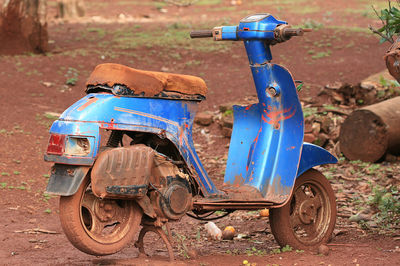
[289,180,332,245]
[79,181,135,244]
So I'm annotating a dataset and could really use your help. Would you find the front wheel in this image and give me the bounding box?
[59,175,143,255]
[270,169,336,250]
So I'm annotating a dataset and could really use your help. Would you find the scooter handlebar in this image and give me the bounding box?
[274,25,311,43]
[282,27,304,38]
[190,30,213,38]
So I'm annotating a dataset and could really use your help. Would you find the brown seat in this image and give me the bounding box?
[86,63,207,98]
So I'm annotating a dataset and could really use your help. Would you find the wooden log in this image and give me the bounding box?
[385,37,400,83]
[339,96,400,162]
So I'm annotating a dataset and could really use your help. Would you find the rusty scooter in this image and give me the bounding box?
[44,13,338,260]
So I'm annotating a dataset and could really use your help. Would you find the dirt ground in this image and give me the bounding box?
[1,0,400,265]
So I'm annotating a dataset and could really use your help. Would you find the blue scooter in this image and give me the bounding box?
[45,13,337,259]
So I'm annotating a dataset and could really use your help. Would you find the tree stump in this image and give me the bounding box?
[0,0,48,54]
[56,0,85,19]
[339,96,400,162]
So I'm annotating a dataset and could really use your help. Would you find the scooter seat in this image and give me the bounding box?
[86,63,207,100]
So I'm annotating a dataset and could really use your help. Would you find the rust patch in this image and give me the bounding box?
[263,175,291,203]
[262,105,296,128]
[220,185,263,200]
[77,97,98,111]
[86,63,207,97]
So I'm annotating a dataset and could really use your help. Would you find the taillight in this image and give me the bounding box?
[46,134,66,155]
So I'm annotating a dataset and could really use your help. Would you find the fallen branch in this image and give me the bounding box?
[369,25,393,43]
[14,228,58,234]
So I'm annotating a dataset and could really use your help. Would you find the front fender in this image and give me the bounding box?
[297,143,338,177]
[45,164,90,196]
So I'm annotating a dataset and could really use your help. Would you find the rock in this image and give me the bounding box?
[349,212,371,222]
[305,122,313,133]
[318,116,332,134]
[195,112,213,126]
[187,248,198,259]
[221,127,232,138]
[221,115,233,128]
[304,133,316,143]
[42,81,54,88]
[360,81,376,90]
[318,244,329,256]
[315,133,329,147]
[325,82,344,90]
[312,122,321,135]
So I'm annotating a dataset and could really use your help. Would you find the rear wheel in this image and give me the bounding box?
[59,175,142,255]
[269,169,336,250]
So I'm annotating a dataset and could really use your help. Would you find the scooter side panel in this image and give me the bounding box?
[225,63,304,204]
[224,103,262,185]
[297,143,338,177]
[48,94,219,196]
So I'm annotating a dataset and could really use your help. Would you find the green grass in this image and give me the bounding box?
[311,51,331,59]
[87,28,107,39]
[110,23,231,53]
[327,25,371,34]
[196,0,222,5]
[253,0,308,5]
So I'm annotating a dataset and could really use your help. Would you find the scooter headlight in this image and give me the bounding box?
[64,137,91,156]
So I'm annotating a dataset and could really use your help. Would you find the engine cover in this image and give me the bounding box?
[154,177,192,221]
[91,144,155,199]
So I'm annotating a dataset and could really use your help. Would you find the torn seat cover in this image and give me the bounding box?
[86,63,207,99]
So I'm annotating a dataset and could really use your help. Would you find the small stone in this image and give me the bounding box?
[42,81,53,88]
[325,82,343,90]
[360,81,376,90]
[304,133,316,143]
[195,112,213,126]
[221,127,232,138]
[221,115,233,128]
[349,212,371,222]
[187,248,198,259]
[318,244,329,256]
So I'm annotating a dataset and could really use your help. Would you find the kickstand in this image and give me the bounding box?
[134,223,174,262]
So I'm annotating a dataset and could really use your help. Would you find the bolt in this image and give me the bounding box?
[267,87,278,97]
[310,204,314,209]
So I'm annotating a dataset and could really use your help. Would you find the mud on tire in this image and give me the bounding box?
[59,175,142,256]
[269,169,336,250]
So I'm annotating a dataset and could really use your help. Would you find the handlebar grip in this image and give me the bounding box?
[282,28,304,38]
[190,30,213,38]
